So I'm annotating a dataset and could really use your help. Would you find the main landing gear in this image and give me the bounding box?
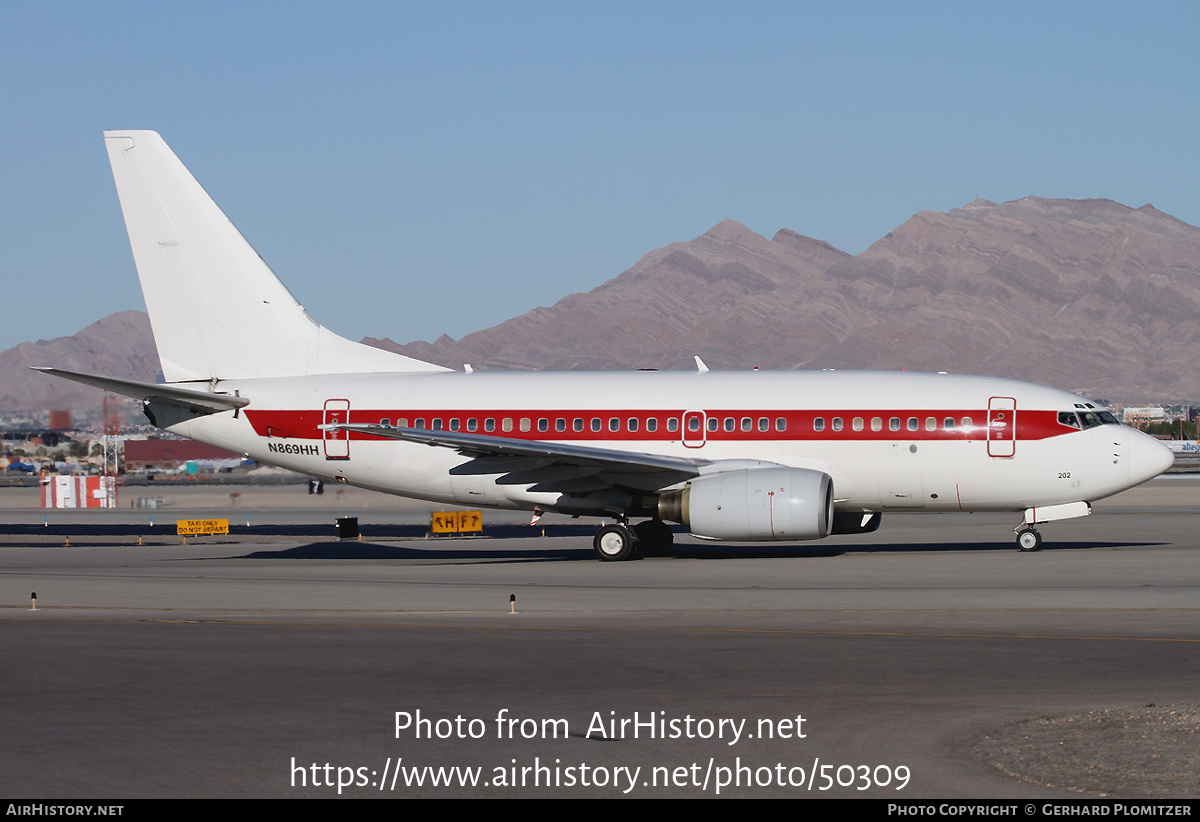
[592,518,674,561]
[593,523,637,561]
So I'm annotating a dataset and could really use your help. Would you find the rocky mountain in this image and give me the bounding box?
[7,196,1199,416]
[370,197,1200,401]
[367,220,853,371]
[0,310,158,413]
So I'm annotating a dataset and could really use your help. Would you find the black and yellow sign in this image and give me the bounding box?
[176,518,230,535]
[431,510,483,534]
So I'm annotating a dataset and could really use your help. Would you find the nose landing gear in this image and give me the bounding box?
[1016,526,1042,552]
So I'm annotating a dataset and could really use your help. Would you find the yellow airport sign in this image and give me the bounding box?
[431,510,483,534]
[176,519,230,535]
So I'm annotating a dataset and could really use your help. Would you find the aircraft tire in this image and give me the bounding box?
[594,524,638,561]
[1016,527,1042,552]
[634,519,674,557]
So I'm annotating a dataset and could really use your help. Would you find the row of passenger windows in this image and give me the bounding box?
[376,416,788,433]
[813,416,973,433]
[374,415,974,434]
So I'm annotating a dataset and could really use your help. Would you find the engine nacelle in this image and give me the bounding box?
[658,467,834,541]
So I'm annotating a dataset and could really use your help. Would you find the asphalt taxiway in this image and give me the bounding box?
[1,478,1197,798]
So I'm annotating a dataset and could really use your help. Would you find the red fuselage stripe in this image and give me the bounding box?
[245,408,1076,443]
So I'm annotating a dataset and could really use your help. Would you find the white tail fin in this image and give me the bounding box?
[104,130,447,383]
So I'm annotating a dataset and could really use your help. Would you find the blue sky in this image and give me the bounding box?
[2,1,1197,353]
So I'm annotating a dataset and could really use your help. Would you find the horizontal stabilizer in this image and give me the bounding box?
[33,367,249,414]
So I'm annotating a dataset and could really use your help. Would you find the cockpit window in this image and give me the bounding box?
[1064,410,1121,429]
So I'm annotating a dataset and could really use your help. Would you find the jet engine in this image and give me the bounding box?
[657,467,834,541]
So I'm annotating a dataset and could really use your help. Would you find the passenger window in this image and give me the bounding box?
[724,417,735,432]
[832,417,843,432]
[628,417,639,432]
[759,417,769,432]
[537,418,548,432]
[926,417,936,431]
[813,417,825,432]
[502,418,513,432]
[667,418,679,433]
[432,418,442,431]
[741,417,752,432]
[961,417,972,429]
[852,417,864,432]
[871,417,882,432]
[708,418,718,432]
[688,417,700,432]
[414,418,425,429]
[647,418,658,432]
[467,418,478,432]
[520,418,531,432]
[890,417,900,431]
[449,418,460,432]
[609,418,620,432]
[556,418,566,432]
[485,418,495,432]
[907,417,918,431]
[573,418,584,432]
[592,418,601,432]
[943,417,954,430]
[397,418,408,428]
[776,418,787,432]
[379,418,391,427]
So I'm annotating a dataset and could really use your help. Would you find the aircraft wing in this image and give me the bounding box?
[326,423,707,493]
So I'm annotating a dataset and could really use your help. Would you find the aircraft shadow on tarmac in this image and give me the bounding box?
[209,537,1169,564]
[229,541,595,563]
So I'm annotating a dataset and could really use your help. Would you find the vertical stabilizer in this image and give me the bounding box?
[104,130,447,382]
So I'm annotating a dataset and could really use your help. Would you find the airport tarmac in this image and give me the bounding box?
[1,477,1197,798]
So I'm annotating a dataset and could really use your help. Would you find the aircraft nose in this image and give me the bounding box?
[1127,428,1175,484]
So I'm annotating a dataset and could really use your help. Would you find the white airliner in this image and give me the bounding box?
[40,131,1174,560]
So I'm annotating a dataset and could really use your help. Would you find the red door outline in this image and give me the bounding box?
[682,410,707,448]
[987,396,1016,458]
[323,399,351,460]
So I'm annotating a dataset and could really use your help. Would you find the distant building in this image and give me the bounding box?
[41,475,118,508]
[124,439,240,471]
[48,410,72,430]
[1122,406,1165,425]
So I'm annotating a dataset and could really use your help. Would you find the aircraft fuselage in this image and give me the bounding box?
[167,369,1168,518]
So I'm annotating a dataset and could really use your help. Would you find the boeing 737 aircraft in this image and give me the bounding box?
[40,131,1174,560]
